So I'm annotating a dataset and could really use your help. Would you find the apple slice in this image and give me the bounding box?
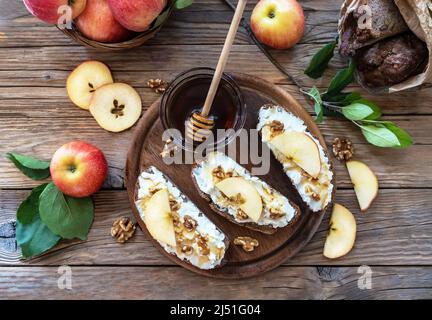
[346,160,379,212]
[215,177,263,222]
[89,83,142,132]
[67,61,113,110]
[269,131,322,178]
[144,189,176,247]
[323,203,356,259]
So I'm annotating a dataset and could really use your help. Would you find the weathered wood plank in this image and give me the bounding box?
[1,81,431,116]
[1,189,431,266]
[0,43,431,116]
[0,10,338,47]
[0,266,430,299]
[0,115,430,189]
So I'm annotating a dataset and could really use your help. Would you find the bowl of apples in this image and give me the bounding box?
[23,0,191,51]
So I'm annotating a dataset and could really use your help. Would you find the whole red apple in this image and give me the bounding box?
[251,0,305,49]
[50,141,108,198]
[23,0,87,24]
[75,0,132,43]
[107,0,167,32]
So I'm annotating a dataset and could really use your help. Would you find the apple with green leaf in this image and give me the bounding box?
[50,141,108,198]
[250,0,305,49]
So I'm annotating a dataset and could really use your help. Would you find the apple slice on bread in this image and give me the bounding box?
[135,167,228,270]
[257,105,334,212]
[144,188,176,247]
[216,177,263,223]
[269,131,322,178]
[191,151,299,234]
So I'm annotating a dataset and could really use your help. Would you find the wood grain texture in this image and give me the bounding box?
[1,0,431,299]
[0,266,431,300]
[1,116,430,189]
[1,189,431,267]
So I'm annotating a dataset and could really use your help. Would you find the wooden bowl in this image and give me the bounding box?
[58,2,173,51]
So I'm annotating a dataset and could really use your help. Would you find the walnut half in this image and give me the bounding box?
[147,78,168,94]
[111,217,136,243]
[234,236,259,252]
[332,137,354,161]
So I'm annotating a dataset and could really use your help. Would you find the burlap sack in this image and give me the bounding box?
[338,0,432,93]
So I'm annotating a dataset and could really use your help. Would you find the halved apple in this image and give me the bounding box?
[143,189,176,247]
[67,61,113,110]
[346,160,379,212]
[270,131,322,178]
[216,177,263,222]
[323,203,356,259]
[89,83,142,132]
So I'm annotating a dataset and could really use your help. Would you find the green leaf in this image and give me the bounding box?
[39,183,94,240]
[304,39,337,79]
[7,153,50,181]
[150,2,175,30]
[341,92,362,105]
[372,121,413,148]
[175,0,194,9]
[16,184,61,258]
[355,99,381,119]
[307,87,324,123]
[360,121,413,148]
[326,59,355,96]
[17,184,48,225]
[342,99,382,121]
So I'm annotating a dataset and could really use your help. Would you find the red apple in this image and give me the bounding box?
[50,141,108,198]
[251,0,305,49]
[23,0,87,24]
[75,0,133,43]
[107,0,167,32]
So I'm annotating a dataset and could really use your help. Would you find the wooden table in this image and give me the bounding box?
[1,0,431,300]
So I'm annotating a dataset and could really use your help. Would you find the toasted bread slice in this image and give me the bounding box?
[135,166,229,270]
[191,152,300,234]
[257,105,334,213]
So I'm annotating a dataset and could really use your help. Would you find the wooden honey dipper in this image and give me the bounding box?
[186,0,247,142]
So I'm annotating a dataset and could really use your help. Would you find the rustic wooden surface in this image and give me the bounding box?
[0,0,431,299]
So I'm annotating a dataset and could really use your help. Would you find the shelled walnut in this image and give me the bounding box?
[111,217,136,243]
[236,209,249,220]
[212,166,236,181]
[183,215,198,231]
[147,79,168,94]
[332,137,354,161]
[269,208,285,219]
[234,236,259,252]
[269,120,284,134]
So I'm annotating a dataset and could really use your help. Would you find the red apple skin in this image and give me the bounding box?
[75,0,133,43]
[251,0,305,49]
[50,141,108,198]
[107,0,167,32]
[23,0,87,24]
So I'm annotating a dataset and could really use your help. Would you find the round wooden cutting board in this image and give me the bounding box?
[125,73,335,279]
